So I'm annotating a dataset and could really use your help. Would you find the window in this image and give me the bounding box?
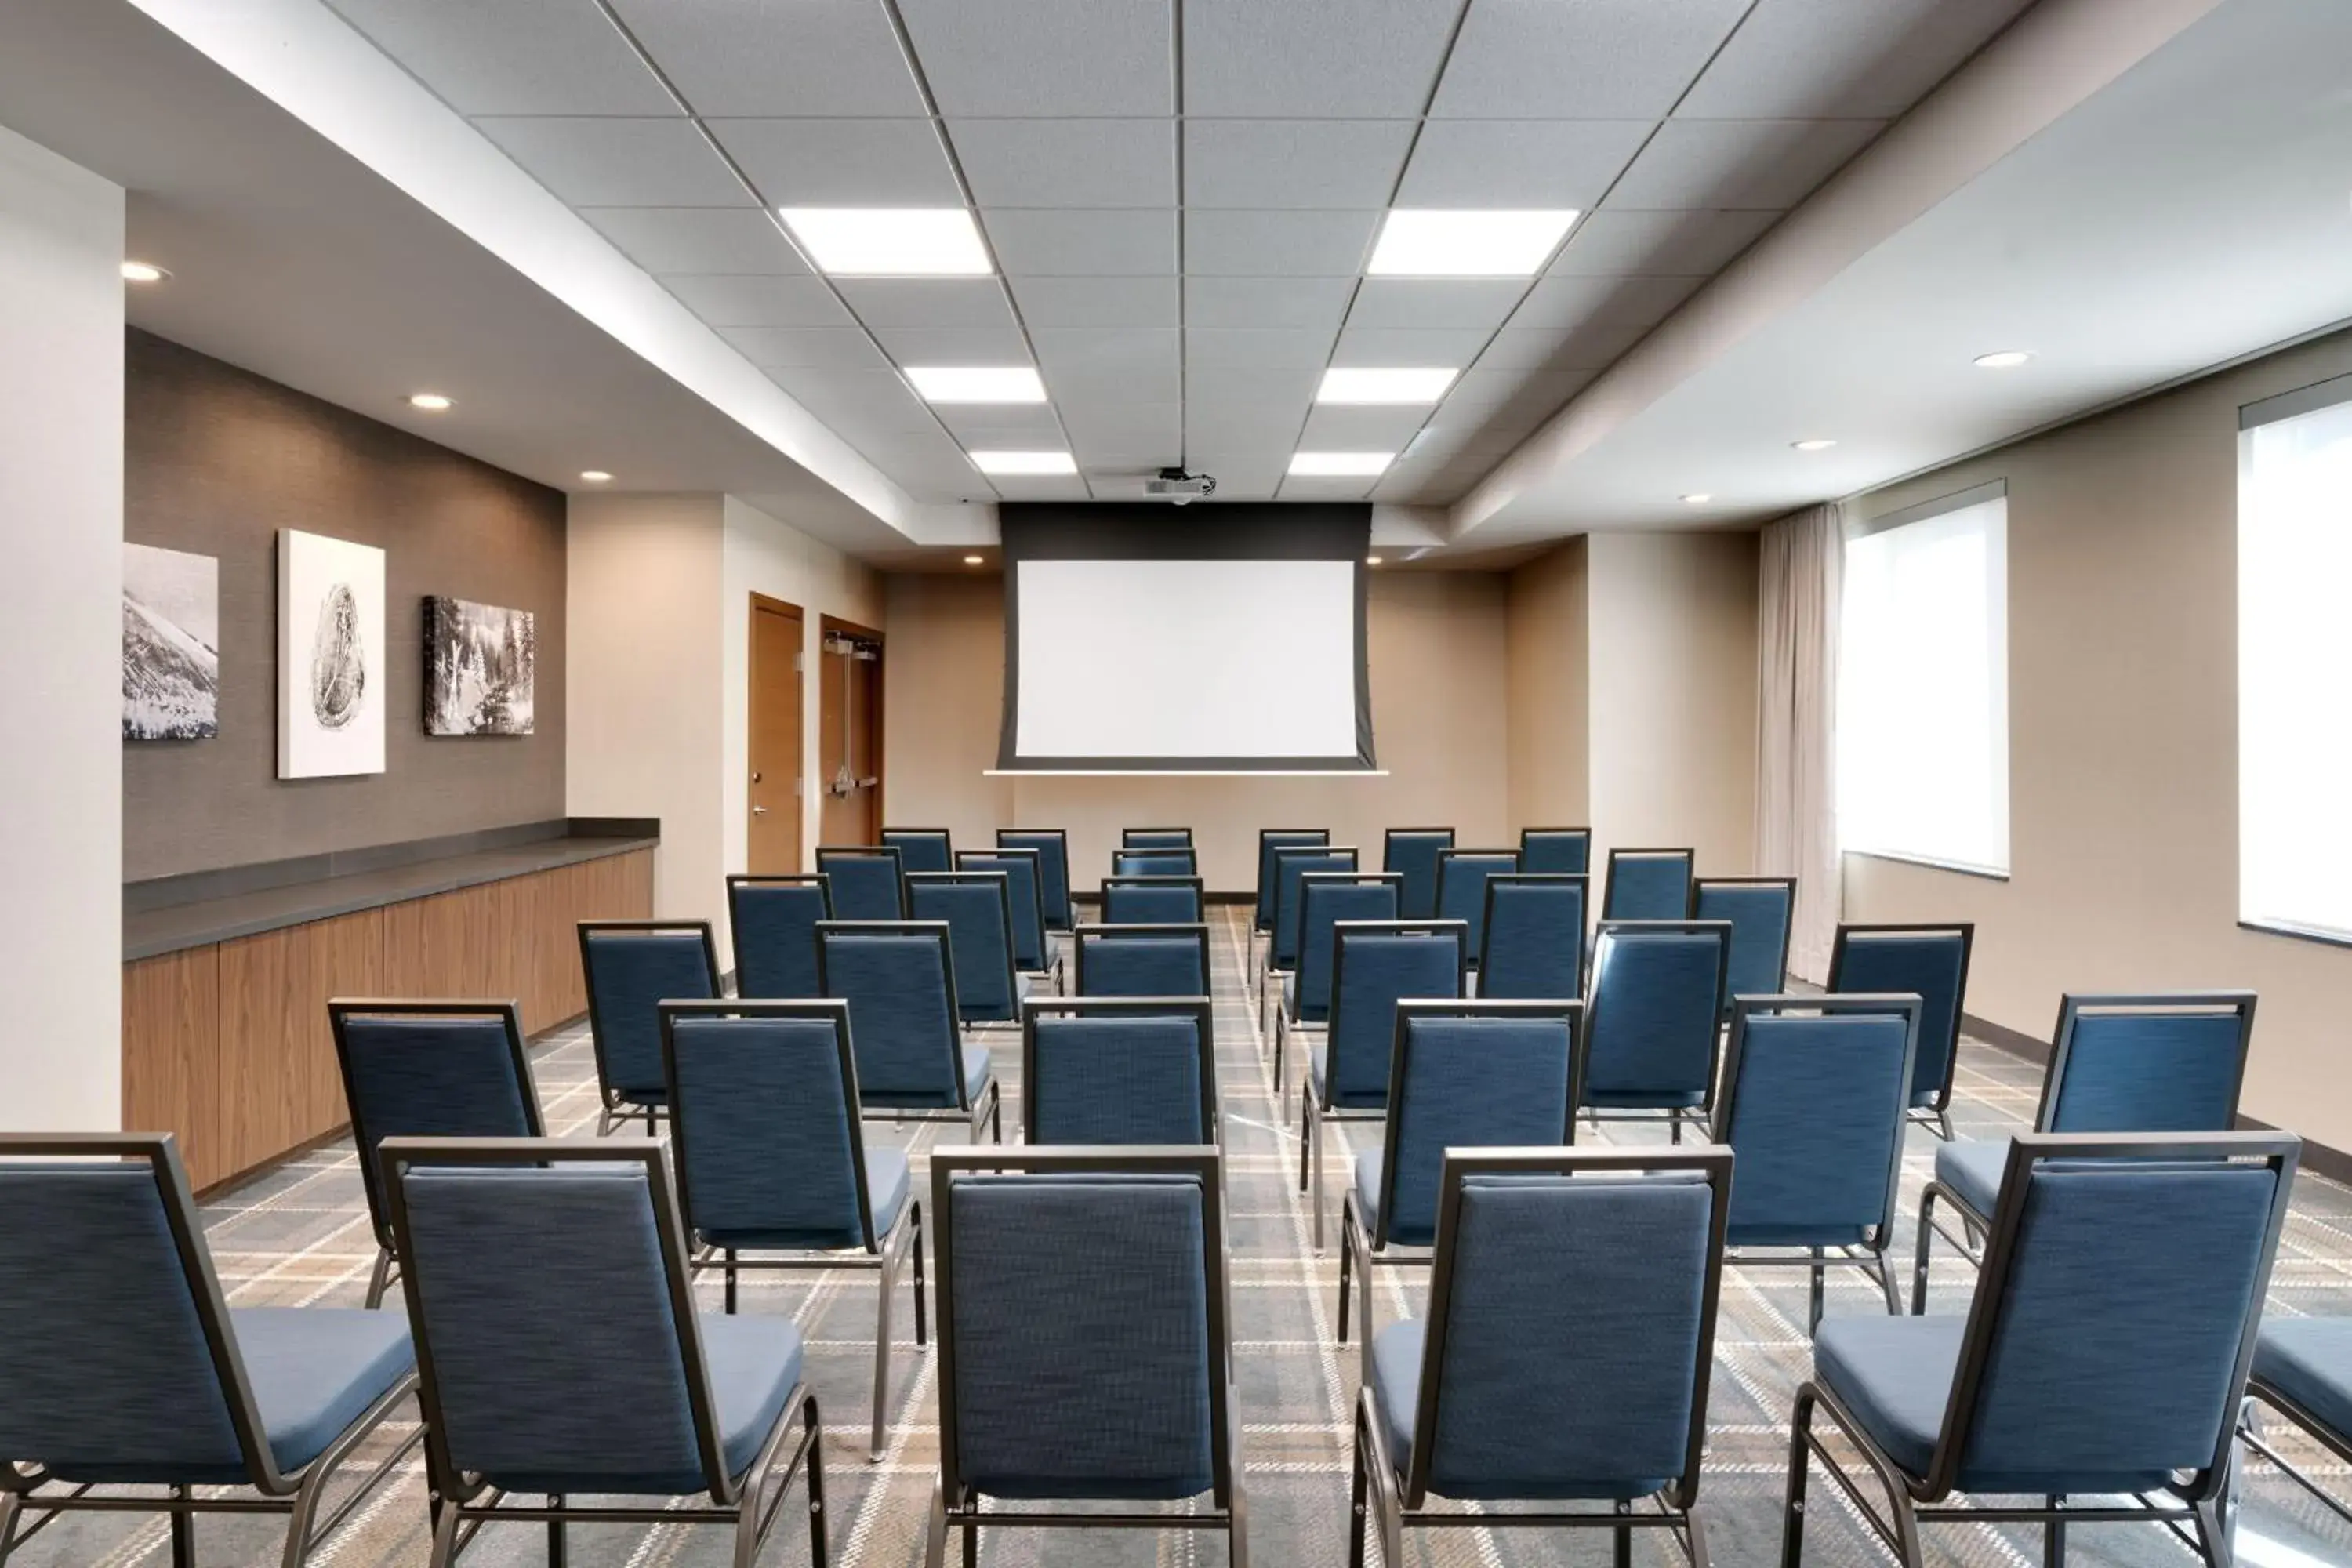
[2238,383,2352,939]
[1837,485,2010,875]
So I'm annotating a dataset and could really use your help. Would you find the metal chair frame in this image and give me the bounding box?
[1516,826,1593,875]
[1259,845,1361,1033]
[1474,872,1592,998]
[577,918,722,1135]
[1827,922,1977,1140]
[1071,922,1211,999]
[1121,827,1196,848]
[1600,847,1697,922]
[2239,1359,2352,1531]
[1380,826,1456,920]
[906,870,1025,1033]
[1578,920,1733,1142]
[880,828,955,874]
[995,829,1075,935]
[815,844,909,920]
[1099,873,1208,927]
[1272,871,1404,1100]
[1250,829,1331,971]
[1019,996,1221,1146]
[1690,876,1798,1014]
[956,846,1065,993]
[1432,848,1521,971]
[815,920,1005,1144]
[724,873,834,999]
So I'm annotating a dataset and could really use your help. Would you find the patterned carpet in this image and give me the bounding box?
[23,906,2352,1566]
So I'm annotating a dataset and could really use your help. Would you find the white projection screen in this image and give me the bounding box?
[996,503,1377,771]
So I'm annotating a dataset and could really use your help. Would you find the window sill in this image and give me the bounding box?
[1840,848,2010,884]
[2239,918,2352,952]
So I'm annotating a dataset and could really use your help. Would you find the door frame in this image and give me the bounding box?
[819,613,886,836]
[746,592,806,874]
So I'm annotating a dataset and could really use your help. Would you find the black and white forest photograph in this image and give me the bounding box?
[423,594,535,736]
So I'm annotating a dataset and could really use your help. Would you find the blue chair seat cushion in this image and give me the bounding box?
[1584,1087,1706,1110]
[230,1307,416,1477]
[2256,1318,2352,1443]
[1933,1139,2008,1219]
[1309,1044,1388,1110]
[1368,1321,1671,1501]
[1352,1151,1385,1240]
[1283,972,1330,1027]
[858,1044,995,1112]
[702,1148,913,1252]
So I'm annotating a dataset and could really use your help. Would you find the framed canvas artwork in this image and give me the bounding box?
[424,594,535,735]
[122,542,219,740]
[278,528,386,778]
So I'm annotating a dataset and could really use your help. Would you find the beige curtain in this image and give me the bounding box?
[1755,503,1842,983]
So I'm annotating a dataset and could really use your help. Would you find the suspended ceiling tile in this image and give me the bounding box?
[983,209,1180,276]
[1182,120,1416,209]
[1546,208,1782,276]
[1344,278,1527,332]
[1006,276,1182,328]
[720,325,894,370]
[1183,210,1384,276]
[474,117,753,206]
[1428,0,1750,119]
[869,325,1033,365]
[661,274,854,328]
[579,208,811,275]
[1182,275,1359,332]
[950,118,1178,208]
[1185,326,1341,369]
[1298,403,1436,447]
[606,0,926,117]
[1508,272,1704,333]
[1605,117,1887,210]
[323,0,677,116]
[895,0,1174,117]
[1183,0,1461,118]
[830,278,1018,330]
[1394,119,1653,208]
[1676,0,2034,121]
[1330,326,1495,367]
[706,118,961,206]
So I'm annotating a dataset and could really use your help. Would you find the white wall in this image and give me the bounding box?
[0,125,124,1131]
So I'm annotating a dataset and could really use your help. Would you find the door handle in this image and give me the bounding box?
[752,805,770,816]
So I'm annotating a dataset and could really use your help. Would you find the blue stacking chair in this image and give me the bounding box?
[817,921,1003,1143]
[2244,1317,2352,1529]
[1692,876,1795,1012]
[1301,920,1470,1250]
[1787,1131,2299,1568]
[1263,844,1359,1029]
[881,827,953,874]
[1602,847,1695,920]
[661,1000,924,1459]
[1274,872,1402,1101]
[1579,920,1732,1141]
[923,1146,1246,1568]
[726,873,833,1000]
[1101,873,1205,925]
[1122,826,1193,850]
[1711,993,1922,1331]
[997,828,1074,935]
[1338,1001,1583,1370]
[1073,923,1211,999]
[0,1134,420,1568]
[1381,827,1454,920]
[1253,828,1330,967]
[1475,873,1588,1000]
[957,847,1063,993]
[328,998,545,1308]
[1434,848,1519,967]
[1021,998,1219,1145]
[1518,826,1592,875]
[1914,990,2257,1311]
[816,844,906,921]
[1114,848,1198,878]
[1352,1146,1733,1568]
[1828,922,1975,1139]
[579,919,721,1134]
[379,1137,829,1568]
[906,870,1029,1027]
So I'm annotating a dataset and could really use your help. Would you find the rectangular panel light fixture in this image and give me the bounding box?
[1316,367,1458,405]
[1367,209,1580,277]
[776,208,993,276]
[1289,451,1393,477]
[906,366,1047,403]
[970,450,1077,475]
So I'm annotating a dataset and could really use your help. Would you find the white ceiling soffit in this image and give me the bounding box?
[1453,0,2352,543]
[114,0,974,550]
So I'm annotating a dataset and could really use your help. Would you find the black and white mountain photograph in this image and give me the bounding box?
[424,594,535,736]
[122,542,218,741]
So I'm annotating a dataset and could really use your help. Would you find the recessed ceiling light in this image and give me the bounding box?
[1367,209,1580,278]
[963,554,985,565]
[1290,452,1394,477]
[579,470,613,483]
[1366,554,1385,566]
[1681,493,1712,504]
[120,260,169,283]
[907,366,1047,404]
[1317,367,1458,405]
[969,449,1076,475]
[1973,350,2034,369]
[777,208,992,276]
[408,393,453,411]
[1791,439,1837,452]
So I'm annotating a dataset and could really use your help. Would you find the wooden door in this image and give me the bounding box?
[818,616,884,845]
[748,594,805,873]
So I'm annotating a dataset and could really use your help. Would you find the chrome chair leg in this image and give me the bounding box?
[364,1247,395,1309]
[921,1479,948,1568]
[871,1240,895,1460]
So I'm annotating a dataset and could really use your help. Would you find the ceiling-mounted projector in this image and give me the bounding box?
[1145,466,1217,504]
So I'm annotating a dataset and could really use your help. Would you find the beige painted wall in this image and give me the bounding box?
[1843,324,2352,1151]
[880,570,1513,891]
[1505,536,1590,830]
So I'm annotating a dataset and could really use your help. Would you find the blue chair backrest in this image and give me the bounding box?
[1476,876,1587,1000]
[0,1149,254,1484]
[1436,851,1519,958]
[1379,1011,1577,1247]
[392,1156,716,1495]
[1583,924,1729,1101]
[817,848,906,921]
[819,927,966,1106]
[1115,848,1197,877]
[1519,828,1591,876]
[1418,1165,1719,1501]
[1294,876,1400,1022]
[2043,996,2252,1134]
[1076,927,1210,998]
[1326,925,1467,1105]
[959,850,1047,971]
[1829,926,1969,1109]
[908,873,1019,1022]
[1102,877,1203,925]
[1273,848,1359,968]
[1718,1004,1914,1248]
[999,829,1074,931]
[1949,1147,2286,1494]
[1382,829,1454,920]
[1123,829,1192,851]
[333,1006,539,1247]
[727,877,831,999]
[942,1171,1216,1501]
[882,829,953,874]
[1603,849,1693,921]
[582,925,717,1100]
[1256,829,1330,931]
[666,1010,869,1251]
[1692,880,1793,1003]
[1027,1013,1211,1144]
